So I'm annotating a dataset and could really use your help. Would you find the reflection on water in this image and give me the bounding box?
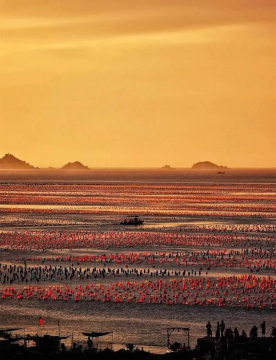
[0,204,105,210]
[0,171,275,354]
[142,220,225,228]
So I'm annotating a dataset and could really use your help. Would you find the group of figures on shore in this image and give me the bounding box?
[206,320,276,340]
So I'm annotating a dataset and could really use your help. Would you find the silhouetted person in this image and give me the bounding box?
[225,328,233,340]
[250,325,258,339]
[241,330,247,340]
[260,321,266,337]
[216,322,220,340]
[234,327,239,341]
[87,337,93,350]
[271,327,276,338]
[206,322,212,338]
[220,320,225,338]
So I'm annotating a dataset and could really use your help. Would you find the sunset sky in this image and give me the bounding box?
[0,0,275,168]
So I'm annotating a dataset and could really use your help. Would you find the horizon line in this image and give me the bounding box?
[1,166,276,170]
[0,154,275,170]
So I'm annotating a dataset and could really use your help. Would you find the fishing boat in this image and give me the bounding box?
[120,216,144,225]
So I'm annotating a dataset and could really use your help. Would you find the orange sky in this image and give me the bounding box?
[0,0,275,168]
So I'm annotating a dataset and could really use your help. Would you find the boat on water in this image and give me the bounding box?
[120,216,144,225]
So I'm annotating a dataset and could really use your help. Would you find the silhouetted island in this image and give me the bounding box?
[162,165,173,169]
[61,161,89,170]
[191,161,227,170]
[0,153,37,169]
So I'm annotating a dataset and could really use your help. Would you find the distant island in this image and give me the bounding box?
[0,154,90,170]
[191,161,228,170]
[162,165,173,169]
[0,153,37,170]
[61,161,89,170]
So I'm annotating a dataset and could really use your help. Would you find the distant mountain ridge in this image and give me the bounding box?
[0,154,37,169]
[0,154,229,170]
[61,161,89,170]
[191,161,227,170]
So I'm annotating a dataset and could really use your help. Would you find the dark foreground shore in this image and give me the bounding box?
[1,336,276,360]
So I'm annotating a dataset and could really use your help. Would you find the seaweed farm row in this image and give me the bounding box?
[0,174,275,352]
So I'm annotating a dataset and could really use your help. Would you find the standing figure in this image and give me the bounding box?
[87,337,93,350]
[206,322,212,338]
[216,322,220,340]
[234,327,239,341]
[260,321,266,337]
[220,320,225,338]
[249,325,258,339]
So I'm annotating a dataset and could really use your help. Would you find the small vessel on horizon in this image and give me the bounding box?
[120,216,144,225]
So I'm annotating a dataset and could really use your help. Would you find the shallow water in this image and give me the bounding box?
[0,170,275,353]
[0,300,274,353]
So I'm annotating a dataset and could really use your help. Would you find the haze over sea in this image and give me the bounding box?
[0,169,275,353]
